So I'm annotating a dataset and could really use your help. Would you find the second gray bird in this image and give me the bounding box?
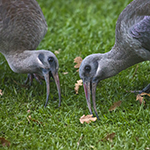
[79,0,150,119]
[0,0,61,107]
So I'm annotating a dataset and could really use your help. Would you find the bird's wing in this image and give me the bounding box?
[130,16,150,51]
[115,0,150,51]
[0,0,48,54]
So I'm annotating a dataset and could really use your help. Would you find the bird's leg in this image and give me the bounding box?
[24,74,33,86]
[139,84,150,94]
[24,73,44,86]
[128,83,150,94]
[33,73,44,84]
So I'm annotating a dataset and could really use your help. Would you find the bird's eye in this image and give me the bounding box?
[48,57,54,63]
[85,65,91,72]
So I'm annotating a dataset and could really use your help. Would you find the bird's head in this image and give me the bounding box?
[34,50,61,107]
[79,53,113,119]
[3,49,61,107]
[79,54,100,83]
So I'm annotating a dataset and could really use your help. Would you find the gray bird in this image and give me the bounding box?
[79,0,150,119]
[0,0,61,107]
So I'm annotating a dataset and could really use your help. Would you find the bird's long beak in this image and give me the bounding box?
[91,82,99,120]
[83,81,93,115]
[51,71,61,107]
[43,70,61,107]
[83,81,99,120]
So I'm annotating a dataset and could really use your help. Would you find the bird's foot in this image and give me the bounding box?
[139,84,150,94]
[128,83,150,94]
[24,73,44,86]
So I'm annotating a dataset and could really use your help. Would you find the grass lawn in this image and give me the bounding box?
[1,0,150,149]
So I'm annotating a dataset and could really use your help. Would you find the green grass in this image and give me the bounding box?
[1,0,150,149]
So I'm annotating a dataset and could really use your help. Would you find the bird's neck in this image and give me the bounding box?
[100,45,144,79]
[4,50,39,74]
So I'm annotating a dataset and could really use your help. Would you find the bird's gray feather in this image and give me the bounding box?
[115,0,150,50]
[0,0,48,55]
[130,16,150,51]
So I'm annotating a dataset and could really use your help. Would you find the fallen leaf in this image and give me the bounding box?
[136,92,148,105]
[0,137,10,147]
[62,72,68,75]
[74,56,82,72]
[140,92,150,97]
[136,94,144,105]
[136,92,150,105]
[109,101,122,111]
[79,114,97,124]
[105,133,115,142]
[101,133,115,142]
[75,79,83,94]
[54,51,59,54]
[54,49,61,54]
[27,115,44,126]
[0,89,3,96]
